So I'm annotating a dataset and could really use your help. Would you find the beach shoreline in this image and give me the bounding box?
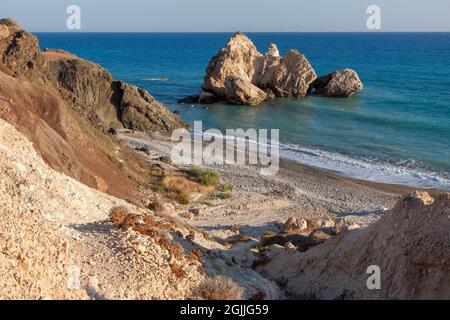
[117,129,440,239]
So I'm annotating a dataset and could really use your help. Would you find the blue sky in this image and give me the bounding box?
[1,0,450,32]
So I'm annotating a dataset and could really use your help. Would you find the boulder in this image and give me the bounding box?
[199,91,220,104]
[269,50,317,97]
[0,21,184,133]
[178,92,220,105]
[43,56,124,128]
[406,191,435,205]
[116,81,184,132]
[312,69,363,97]
[308,229,333,246]
[224,76,267,106]
[258,192,450,299]
[282,217,308,233]
[178,94,199,104]
[202,32,263,99]
[0,20,40,74]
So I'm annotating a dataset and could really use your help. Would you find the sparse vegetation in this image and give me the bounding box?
[188,248,204,260]
[219,183,234,192]
[109,206,173,239]
[216,191,232,200]
[187,167,220,187]
[191,276,245,300]
[176,191,191,205]
[160,175,209,204]
[170,262,186,278]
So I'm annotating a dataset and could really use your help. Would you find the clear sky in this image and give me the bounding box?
[1,0,450,32]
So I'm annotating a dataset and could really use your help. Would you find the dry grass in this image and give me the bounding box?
[163,175,206,193]
[170,262,186,279]
[169,242,185,260]
[191,276,245,300]
[109,206,129,225]
[109,206,174,240]
[160,174,213,205]
[188,248,204,261]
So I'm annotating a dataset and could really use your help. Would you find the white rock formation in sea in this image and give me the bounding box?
[202,32,263,100]
[201,33,317,104]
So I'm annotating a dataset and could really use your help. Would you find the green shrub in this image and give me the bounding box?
[187,167,220,187]
[220,183,234,192]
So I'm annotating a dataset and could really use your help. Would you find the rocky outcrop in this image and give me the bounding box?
[312,69,363,97]
[0,25,9,39]
[0,18,182,200]
[116,81,183,132]
[202,32,263,99]
[0,19,40,74]
[258,192,450,299]
[224,76,267,106]
[42,54,124,128]
[178,92,220,105]
[0,18,183,133]
[182,32,362,106]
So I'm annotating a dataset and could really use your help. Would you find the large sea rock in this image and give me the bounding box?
[181,32,363,106]
[312,69,363,97]
[200,33,317,105]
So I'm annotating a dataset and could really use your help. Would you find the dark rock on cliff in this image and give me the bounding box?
[0,19,40,75]
[0,18,183,133]
[0,18,182,200]
[116,81,183,132]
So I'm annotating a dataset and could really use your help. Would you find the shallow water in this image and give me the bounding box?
[36,32,450,189]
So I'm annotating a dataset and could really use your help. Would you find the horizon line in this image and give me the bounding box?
[31,30,450,34]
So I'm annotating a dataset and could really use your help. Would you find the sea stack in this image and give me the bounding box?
[181,32,363,106]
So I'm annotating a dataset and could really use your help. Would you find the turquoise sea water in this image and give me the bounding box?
[36,33,450,189]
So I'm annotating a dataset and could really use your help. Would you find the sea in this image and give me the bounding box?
[35,32,450,190]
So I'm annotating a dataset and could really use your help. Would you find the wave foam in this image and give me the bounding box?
[281,143,450,190]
